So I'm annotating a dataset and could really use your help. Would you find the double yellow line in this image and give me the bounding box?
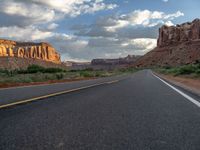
[0,80,119,109]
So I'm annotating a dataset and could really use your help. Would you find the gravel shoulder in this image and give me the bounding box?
[155,72,200,96]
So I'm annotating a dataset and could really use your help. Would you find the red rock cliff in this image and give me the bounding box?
[157,19,200,47]
[0,39,61,64]
[135,19,200,67]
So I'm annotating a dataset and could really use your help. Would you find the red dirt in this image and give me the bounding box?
[156,73,200,95]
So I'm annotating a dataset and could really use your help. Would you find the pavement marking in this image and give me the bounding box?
[0,80,119,109]
[106,80,119,84]
[152,72,200,108]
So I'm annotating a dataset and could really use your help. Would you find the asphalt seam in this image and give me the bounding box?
[152,72,200,108]
[0,80,119,109]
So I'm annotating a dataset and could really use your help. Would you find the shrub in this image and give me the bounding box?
[19,65,66,74]
[195,69,200,74]
[44,68,63,73]
[177,65,196,75]
[27,65,45,73]
[56,73,64,80]
[80,71,95,77]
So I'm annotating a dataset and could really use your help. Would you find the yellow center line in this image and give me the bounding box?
[0,80,119,109]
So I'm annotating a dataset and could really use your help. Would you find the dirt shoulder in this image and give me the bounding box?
[155,72,200,96]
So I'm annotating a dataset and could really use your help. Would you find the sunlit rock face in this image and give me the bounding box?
[135,19,200,67]
[0,39,61,64]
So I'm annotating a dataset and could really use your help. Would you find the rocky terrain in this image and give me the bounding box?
[92,55,140,66]
[135,19,200,67]
[0,39,63,70]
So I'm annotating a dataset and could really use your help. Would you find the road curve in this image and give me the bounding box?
[0,70,200,150]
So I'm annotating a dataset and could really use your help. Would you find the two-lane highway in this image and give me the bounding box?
[0,70,200,150]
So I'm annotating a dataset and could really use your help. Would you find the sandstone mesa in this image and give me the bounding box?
[0,39,61,64]
[135,18,200,67]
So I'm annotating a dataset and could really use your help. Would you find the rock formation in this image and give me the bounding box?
[135,19,200,67]
[157,19,200,47]
[0,39,61,64]
[92,55,141,66]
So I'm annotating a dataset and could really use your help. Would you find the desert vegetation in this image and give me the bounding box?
[156,64,200,78]
[0,65,138,86]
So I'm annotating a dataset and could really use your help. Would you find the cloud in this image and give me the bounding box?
[120,10,184,27]
[47,23,59,30]
[162,0,169,2]
[46,33,157,61]
[0,0,57,27]
[0,26,54,41]
[73,10,184,39]
[0,0,117,28]
[30,0,117,16]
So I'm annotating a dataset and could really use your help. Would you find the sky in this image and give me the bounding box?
[0,0,199,62]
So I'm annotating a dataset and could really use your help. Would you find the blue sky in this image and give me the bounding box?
[0,0,199,61]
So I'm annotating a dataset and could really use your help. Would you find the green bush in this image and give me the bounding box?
[157,63,200,77]
[177,65,196,75]
[26,65,45,73]
[56,73,64,80]
[17,65,66,74]
[80,71,95,77]
[195,69,200,74]
[44,68,63,73]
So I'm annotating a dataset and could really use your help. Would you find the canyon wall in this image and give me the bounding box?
[157,19,200,47]
[135,19,200,67]
[0,39,61,64]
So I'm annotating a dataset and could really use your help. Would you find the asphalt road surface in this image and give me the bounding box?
[0,70,200,150]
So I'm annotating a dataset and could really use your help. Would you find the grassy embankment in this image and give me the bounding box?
[0,65,138,85]
[155,64,200,78]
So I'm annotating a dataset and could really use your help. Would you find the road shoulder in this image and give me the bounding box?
[154,72,200,96]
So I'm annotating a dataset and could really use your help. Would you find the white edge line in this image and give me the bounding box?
[152,72,200,108]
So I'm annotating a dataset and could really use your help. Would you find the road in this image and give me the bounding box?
[0,70,200,150]
[0,74,128,106]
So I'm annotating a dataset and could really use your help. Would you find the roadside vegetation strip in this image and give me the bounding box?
[155,64,200,77]
[0,64,138,88]
[152,72,200,108]
[0,80,119,109]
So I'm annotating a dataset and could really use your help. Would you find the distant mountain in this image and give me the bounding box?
[62,55,141,70]
[91,55,141,66]
[62,61,91,67]
[135,19,200,67]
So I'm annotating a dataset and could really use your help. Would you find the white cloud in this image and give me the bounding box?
[0,0,117,28]
[11,0,117,17]
[0,26,54,41]
[74,9,184,38]
[129,38,157,51]
[122,10,184,27]
[162,0,169,2]
[164,21,174,26]
[47,23,59,30]
[87,10,184,34]
[0,1,56,25]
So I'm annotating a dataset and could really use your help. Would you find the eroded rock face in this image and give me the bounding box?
[135,19,200,67]
[157,19,200,47]
[0,39,61,64]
